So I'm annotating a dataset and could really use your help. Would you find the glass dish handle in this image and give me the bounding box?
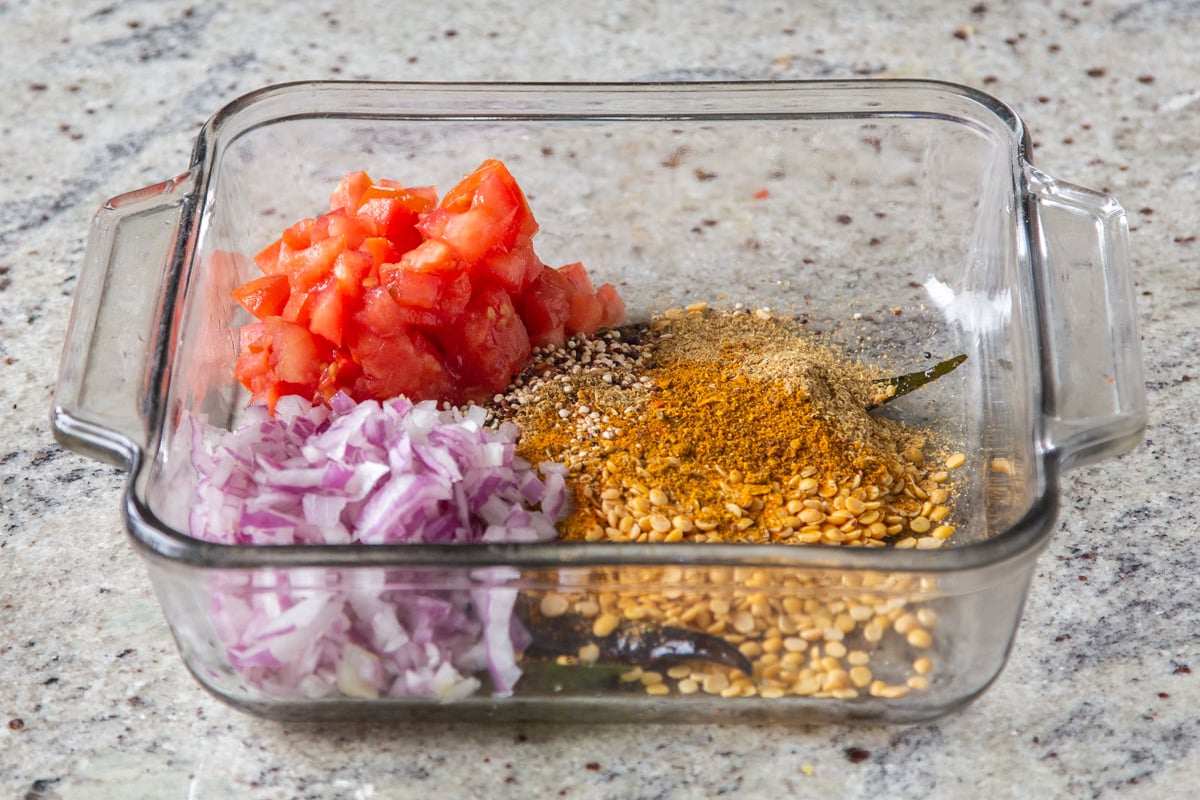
[1027,165,1147,469]
[52,173,195,468]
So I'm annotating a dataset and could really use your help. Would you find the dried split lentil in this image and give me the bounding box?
[485,306,969,701]
[532,567,944,701]
[504,307,965,549]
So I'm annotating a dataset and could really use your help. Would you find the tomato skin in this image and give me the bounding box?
[232,273,291,319]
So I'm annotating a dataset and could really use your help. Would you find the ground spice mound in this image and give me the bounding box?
[504,307,963,548]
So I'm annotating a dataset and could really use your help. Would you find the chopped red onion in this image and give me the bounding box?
[187,393,566,699]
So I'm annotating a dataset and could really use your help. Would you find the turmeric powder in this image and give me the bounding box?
[506,308,962,547]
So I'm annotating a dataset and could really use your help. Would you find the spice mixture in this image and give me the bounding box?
[478,305,966,700]
[495,304,964,550]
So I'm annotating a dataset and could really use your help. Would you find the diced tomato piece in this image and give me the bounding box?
[439,282,531,402]
[312,208,371,252]
[235,322,272,393]
[254,239,284,274]
[234,319,333,411]
[278,235,344,294]
[358,183,437,215]
[344,286,403,339]
[356,184,433,253]
[267,319,332,387]
[418,160,538,262]
[557,262,604,335]
[232,273,291,319]
[558,261,596,294]
[344,287,453,401]
[329,171,373,213]
[331,249,374,302]
[397,239,460,274]
[438,160,533,223]
[280,217,315,251]
[382,267,472,318]
[280,285,315,326]
[361,236,402,271]
[518,266,573,348]
[474,242,541,293]
[595,283,627,328]
[376,179,438,207]
[306,277,344,347]
[418,190,514,263]
[383,268,442,309]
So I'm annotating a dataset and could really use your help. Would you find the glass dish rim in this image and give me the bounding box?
[127,77,1055,574]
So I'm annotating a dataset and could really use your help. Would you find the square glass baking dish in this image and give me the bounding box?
[53,80,1144,723]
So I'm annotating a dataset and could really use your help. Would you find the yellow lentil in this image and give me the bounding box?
[495,313,966,706]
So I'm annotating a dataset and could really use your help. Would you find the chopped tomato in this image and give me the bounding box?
[232,162,625,412]
[329,170,373,213]
[268,319,331,387]
[595,283,627,328]
[396,239,460,274]
[382,266,472,318]
[280,217,316,251]
[518,267,573,348]
[440,282,531,402]
[253,239,284,274]
[376,180,438,207]
[344,288,453,401]
[558,262,604,334]
[232,274,290,320]
[356,184,432,253]
[235,319,334,412]
[475,242,541,293]
[312,208,371,252]
[279,235,344,293]
[417,160,537,262]
[305,277,345,347]
[331,249,374,301]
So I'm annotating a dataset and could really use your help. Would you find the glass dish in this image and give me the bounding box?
[52,80,1145,723]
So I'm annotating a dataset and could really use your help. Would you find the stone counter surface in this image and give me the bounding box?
[2,1,1198,798]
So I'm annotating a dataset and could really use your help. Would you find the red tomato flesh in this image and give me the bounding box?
[232,161,625,411]
[232,274,290,320]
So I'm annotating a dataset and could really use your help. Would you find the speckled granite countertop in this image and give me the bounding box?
[3,1,1199,798]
